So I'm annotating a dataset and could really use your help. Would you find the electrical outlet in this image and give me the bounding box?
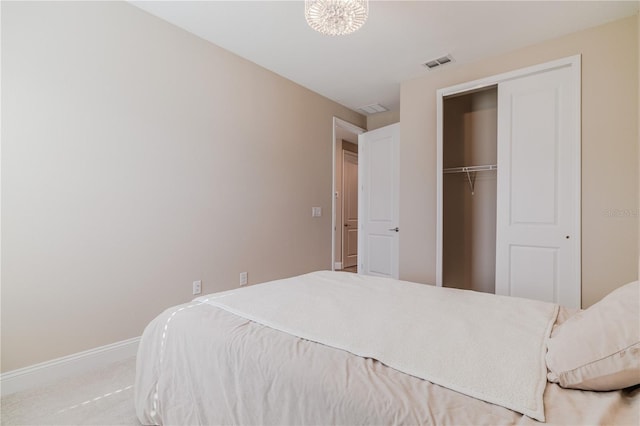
[239,272,248,286]
[192,280,202,295]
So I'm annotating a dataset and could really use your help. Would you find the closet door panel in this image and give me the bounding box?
[510,89,559,226]
[496,65,580,308]
[508,245,559,303]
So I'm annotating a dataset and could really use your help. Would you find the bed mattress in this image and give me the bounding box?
[135,292,639,425]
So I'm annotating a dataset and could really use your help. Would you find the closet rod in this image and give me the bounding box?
[442,164,497,174]
[443,164,497,195]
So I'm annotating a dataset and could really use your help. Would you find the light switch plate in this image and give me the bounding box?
[312,207,322,217]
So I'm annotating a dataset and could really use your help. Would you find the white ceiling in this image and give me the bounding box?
[131,1,639,113]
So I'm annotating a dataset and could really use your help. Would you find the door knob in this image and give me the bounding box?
[388,227,399,232]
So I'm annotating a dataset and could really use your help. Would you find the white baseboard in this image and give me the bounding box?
[334,262,343,270]
[0,336,140,396]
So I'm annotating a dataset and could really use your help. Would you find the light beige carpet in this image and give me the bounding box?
[1,357,140,425]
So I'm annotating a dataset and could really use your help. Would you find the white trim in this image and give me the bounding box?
[358,134,364,274]
[332,117,365,272]
[0,337,140,396]
[437,55,581,99]
[334,262,343,270]
[435,88,444,287]
[436,55,581,287]
[334,117,366,135]
[570,56,583,307]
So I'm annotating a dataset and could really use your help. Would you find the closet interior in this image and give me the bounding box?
[442,86,497,294]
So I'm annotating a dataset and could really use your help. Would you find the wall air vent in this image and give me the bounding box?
[357,103,389,115]
[423,54,454,70]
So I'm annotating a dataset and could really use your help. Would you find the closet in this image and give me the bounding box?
[436,56,582,308]
[442,87,497,294]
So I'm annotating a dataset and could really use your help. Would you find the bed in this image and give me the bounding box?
[135,271,639,425]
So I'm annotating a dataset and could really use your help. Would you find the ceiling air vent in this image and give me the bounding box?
[357,103,389,115]
[423,54,454,70]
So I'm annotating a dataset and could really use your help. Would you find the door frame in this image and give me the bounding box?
[332,117,365,271]
[342,149,359,268]
[435,55,581,291]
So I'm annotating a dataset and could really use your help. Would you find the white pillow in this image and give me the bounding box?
[545,281,640,391]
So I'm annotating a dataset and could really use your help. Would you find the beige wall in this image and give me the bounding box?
[367,110,400,131]
[400,16,639,308]
[1,1,364,372]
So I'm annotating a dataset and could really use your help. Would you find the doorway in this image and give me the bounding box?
[332,119,400,278]
[342,149,359,270]
[332,118,365,272]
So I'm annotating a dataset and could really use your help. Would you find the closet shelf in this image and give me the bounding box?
[443,164,497,195]
[443,164,497,174]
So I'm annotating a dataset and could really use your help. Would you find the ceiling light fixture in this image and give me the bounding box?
[305,0,369,36]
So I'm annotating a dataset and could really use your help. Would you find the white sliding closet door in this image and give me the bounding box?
[495,65,580,308]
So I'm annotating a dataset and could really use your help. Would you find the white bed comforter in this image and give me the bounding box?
[195,271,558,421]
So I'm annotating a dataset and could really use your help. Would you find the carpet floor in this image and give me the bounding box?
[1,357,140,426]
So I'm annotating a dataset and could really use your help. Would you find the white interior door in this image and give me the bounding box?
[496,64,581,308]
[342,150,359,268]
[358,123,400,279]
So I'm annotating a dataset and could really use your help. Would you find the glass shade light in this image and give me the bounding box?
[305,0,369,36]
